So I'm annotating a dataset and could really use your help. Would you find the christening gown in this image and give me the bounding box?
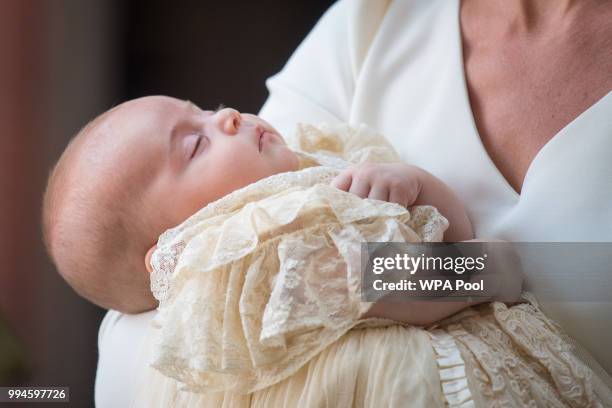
[132,124,612,407]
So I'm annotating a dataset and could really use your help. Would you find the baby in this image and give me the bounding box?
[42,95,472,314]
[43,96,610,406]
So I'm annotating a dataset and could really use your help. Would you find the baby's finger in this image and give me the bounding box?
[348,177,371,198]
[368,184,389,202]
[331,170,353,191]
[389,189,410,208]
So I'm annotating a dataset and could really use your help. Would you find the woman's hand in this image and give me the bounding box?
[331,163,423,207]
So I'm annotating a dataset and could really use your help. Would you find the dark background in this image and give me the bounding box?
[122,0,335,111]
[0,0,334,406]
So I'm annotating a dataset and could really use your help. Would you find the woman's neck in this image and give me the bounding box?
[464,0,600,34]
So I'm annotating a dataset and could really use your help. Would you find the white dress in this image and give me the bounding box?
[95,0,612,406]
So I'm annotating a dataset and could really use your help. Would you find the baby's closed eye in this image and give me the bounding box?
[183,133,205,160]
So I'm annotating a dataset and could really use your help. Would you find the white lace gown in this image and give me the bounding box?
[128,124,611,407]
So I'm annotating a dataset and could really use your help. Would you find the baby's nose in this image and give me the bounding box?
[216,108,241,135]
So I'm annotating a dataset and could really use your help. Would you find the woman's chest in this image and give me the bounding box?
[350,0,612,240]
[461,14,612,193]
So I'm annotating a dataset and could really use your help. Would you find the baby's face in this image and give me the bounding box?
[97,95,298,246]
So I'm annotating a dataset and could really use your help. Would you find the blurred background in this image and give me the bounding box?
[0,0,334,405]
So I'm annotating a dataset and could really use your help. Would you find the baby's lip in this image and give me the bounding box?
[253,123,277,153]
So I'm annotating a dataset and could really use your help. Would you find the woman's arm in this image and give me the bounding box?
[332,163,523,326]
[361,299,487,327]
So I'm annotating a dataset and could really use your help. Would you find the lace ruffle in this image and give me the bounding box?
[149,182,447,393]
[441,299,608,407]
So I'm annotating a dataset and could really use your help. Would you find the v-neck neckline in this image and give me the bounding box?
[452,0,612,200]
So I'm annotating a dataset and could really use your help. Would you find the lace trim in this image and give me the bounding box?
[149,166,340,302]
[429,328,475,408]
[150,241,185,303]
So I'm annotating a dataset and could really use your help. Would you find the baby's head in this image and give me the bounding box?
[42,95,298,313]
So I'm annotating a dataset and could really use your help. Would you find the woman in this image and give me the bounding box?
[96,0,612,406]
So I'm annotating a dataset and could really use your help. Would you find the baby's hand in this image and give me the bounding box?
[333,162,474,241]
[331,163,423,207]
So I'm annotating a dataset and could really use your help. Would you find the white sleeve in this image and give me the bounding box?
[258,0,389,138]
[94,310,156,408]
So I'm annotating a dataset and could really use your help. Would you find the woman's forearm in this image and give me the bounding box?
[360,298,488,327]
[360,239,524,325]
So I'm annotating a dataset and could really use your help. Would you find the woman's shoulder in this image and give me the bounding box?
[259,0,455,137]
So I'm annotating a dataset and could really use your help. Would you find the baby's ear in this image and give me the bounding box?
[144,245,157,274]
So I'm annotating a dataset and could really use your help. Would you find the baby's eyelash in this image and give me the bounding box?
[190,135,203,159]
[214,103,226,112]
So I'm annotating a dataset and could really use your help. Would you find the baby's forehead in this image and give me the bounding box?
[117,95,187,118]
[100,96,176,132]
[91,96,185,147]
[69,98,180,195]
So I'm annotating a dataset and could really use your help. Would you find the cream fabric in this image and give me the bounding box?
[131,303,611,407]
[131,324,444,408]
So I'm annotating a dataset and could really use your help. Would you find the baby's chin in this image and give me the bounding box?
[285,149,300,172]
